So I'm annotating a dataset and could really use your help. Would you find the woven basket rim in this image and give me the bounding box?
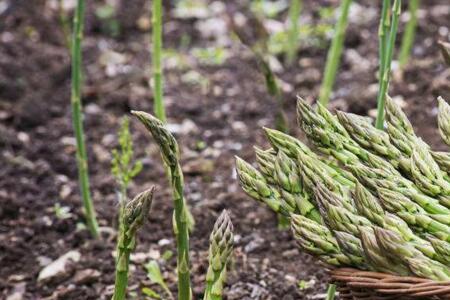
[330,268,450,299]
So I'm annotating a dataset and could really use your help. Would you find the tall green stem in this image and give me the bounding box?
[132,112,192,300]
[71,0,99,238]
[286,0,302,64]
[318,0,352,106]
[152,0,166,122]
[378,0,391,86]
[375,0,401,129]
[112,234,132,300]
[398,0,419,67]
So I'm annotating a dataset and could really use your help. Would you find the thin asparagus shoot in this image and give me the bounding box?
[318,0,352,106]
[70,0,99,238]
[112,188,154,300]
[132,111,192,300]
[375,0,401,129]
[203,210,234,300]
[398,0,420,68]
[378,0,391,88]
[152,0,166,122]
[286,0,302,64]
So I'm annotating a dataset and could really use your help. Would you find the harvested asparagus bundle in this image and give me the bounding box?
[236,95,450,281]
[203,210,234,300]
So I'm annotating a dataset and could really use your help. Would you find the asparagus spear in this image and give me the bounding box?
[297,98,397,174]
[235,156,290,216]
[377,188,450,242]
[337,111,409,171]
[385,95,416,155]
[431,151,450,174]
[353,181,385,226]
[359,226,411,275]
[426,235,450,265]
[263,127,355,187]
[203,210,234,300]
[375,228,450,281]
[410,138,450,204]
[314,183,371,235]
[132,111,193,299]
[274,151,322,222]
[438,96,450,147]
[291,214,364,267]
[113,188,154,300]
[254,147,277,184]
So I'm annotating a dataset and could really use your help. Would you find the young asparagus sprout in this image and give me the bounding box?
[438,97,450,147]
[203,210,234,300]
[132,111,193,300]
[113,187,154,300]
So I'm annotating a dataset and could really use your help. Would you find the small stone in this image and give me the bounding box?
[38,250,81,283]
[158,239,171,246]
[73,269,100,285]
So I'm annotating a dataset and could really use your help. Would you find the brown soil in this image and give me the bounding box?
[0,0,449,299]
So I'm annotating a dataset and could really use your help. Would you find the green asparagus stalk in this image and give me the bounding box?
[132,111,192,300]
[254,147,277,184]
[274,151,322,222]
[254,147,290,227]
[398,0,420,68]
[374,227,450,281]
[113,188,154,300]
[314,184,371,236]
[291,214,363,267]
[333,230,366,264]
[203,210,234,300]
[152,0,166,122]
[318,0,352,106]
[378,0,391,90]
[263,127,355,187]
[336,111,408,171]
[438,97,450,147]
[286,0,302,64]
[235,156,290,216]
[377,188,450,242]
[359,226,411,275]
[375,0,401,129]
[426,235,450,265]
[353,181,385,226]
[410,138,450,202]
[71,0,99,238]
[297,98,397,174]
[432,151,450,174]
[385,95,416,156]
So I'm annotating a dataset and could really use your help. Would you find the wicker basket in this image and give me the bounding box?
[330,268,450,300]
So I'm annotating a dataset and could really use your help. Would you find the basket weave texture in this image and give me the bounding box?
[330,268,450,300]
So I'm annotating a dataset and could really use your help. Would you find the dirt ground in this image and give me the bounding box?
[0,0,449,299]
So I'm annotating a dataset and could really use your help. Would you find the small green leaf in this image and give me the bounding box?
[145,260,173,298]
[142,287,161,299]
